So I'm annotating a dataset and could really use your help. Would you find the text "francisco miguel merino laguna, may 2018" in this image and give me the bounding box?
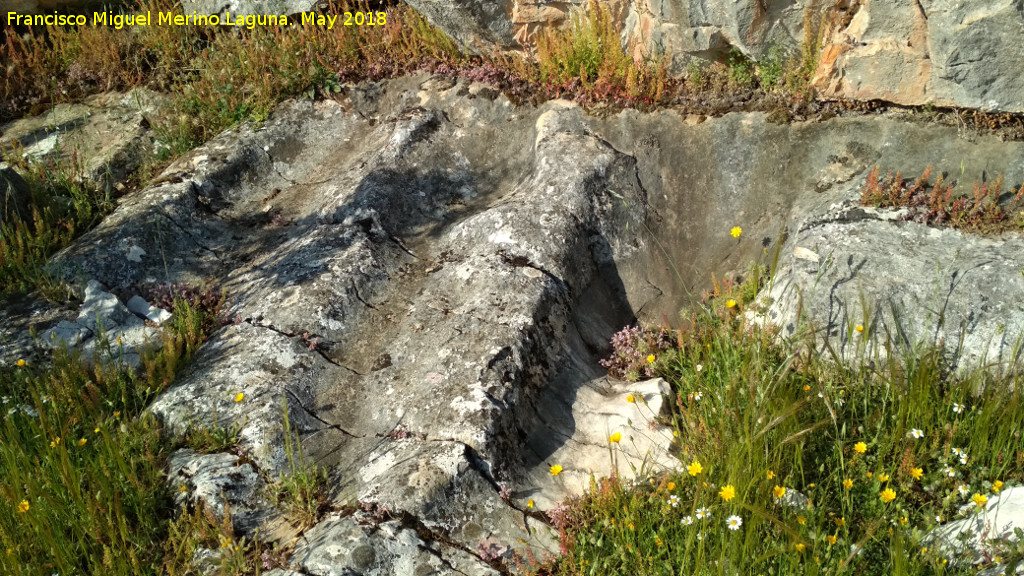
[5,10,381,30]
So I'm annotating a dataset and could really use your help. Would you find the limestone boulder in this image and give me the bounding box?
[291,514,501,576]
[169,449,280,537]
[756,180,1024,372]
[814,0,1024,113]
[40,72,1024,570]
[404,0,806,65]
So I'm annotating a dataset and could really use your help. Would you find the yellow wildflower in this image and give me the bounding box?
[725,299,737,309]
[795,543,806,552]
[854,442,867,454]
[992,480,1004,493]
[609,432,622,443]
[910,467,923,480]
[234,393,244,403]
[527,499,534,509]
[797,515,806,525]
[843,478,853,489]
[16,359,26,367]
[688,461,703,476]
[802,385,811,392]
[834,517,845,527]
[866,471,873,478]
[113,411,120,418]
[827,535,837,545]
[773,486,786,499]
[766,470,775,480]
[646,354,655,364]
[626,394,635,403]
[730,227,742,238]
[16,500,29,514]
[49,437,61,448]
[880,488,896,503]
[549,465,563,476]
[972,493,989,507]
[855,325,864,333]
[719,485,736,502]
[180,485,187,492]
[667,482,676,491]
[77,438,86,447]
[94,427,100,434]
[878,472,890,482]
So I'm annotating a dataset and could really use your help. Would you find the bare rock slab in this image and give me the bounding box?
[292,514,501,576]
[758,184,1024,371]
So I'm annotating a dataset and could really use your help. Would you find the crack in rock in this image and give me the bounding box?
[283,388,364,439]
[158,211,220,258]
[242,319,364,375]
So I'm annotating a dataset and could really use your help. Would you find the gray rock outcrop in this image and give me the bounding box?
[815,0,1024,113]
[33,72,1024,570]
[47,75,670,567]
[401,0,1024,113]
[757,184,1024,371]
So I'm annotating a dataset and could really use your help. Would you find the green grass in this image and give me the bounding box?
[0,295,232,575]
[534,275,1024,576]
[270,394,329,531]
[0,145,114,301]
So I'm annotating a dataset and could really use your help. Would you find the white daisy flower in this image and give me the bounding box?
[946,468,956,478]
[726,515,743,531]
[953,403,964,414]
[681,516,694,526]
[693,392,702,401]
[668,495,679,507]
[911,429,923,439]
[957,484,969,496]
[695,507,710,519]
[695,364,703,372]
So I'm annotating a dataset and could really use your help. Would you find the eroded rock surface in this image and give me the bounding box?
[31,72,1024,571]
[46,75,673,569]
